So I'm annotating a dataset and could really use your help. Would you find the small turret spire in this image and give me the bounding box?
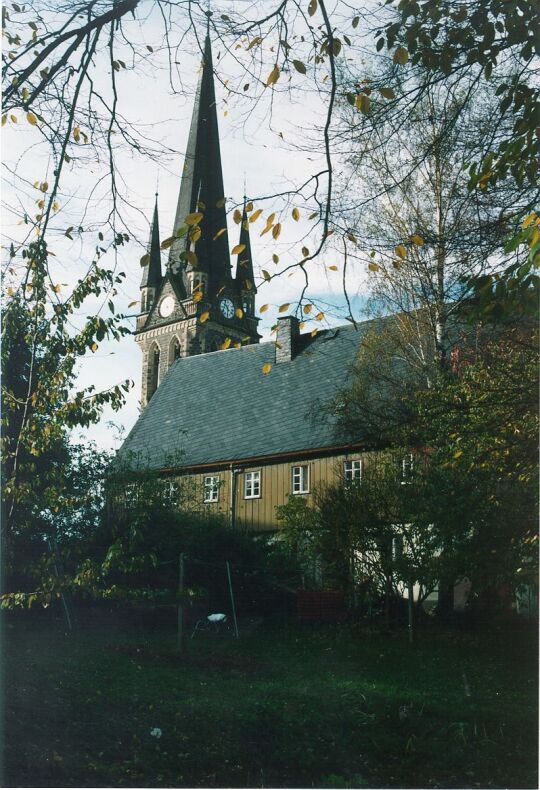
[235,198,256,295]
[141,194,162,289]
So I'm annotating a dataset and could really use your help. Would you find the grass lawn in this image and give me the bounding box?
[3,613,538,788]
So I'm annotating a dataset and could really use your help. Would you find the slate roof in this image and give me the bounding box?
[117,322,372,471]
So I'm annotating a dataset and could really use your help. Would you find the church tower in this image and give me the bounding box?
[135,26,260,406]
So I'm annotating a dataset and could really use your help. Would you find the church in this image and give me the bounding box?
[118,29,369,531]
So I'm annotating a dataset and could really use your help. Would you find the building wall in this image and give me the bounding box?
[164,450,368,532]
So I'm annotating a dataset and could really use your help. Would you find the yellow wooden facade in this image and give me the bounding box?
[165,449,367,532]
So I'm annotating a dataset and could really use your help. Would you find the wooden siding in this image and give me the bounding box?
[167,451,368,532]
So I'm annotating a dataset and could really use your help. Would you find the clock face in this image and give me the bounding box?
[220,297,235,319]
[159,295,175,318]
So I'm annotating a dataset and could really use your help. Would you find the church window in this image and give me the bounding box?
[203,475,220,503]
[291,465,309,494]
[170,337,181,364]
[244,471,261,499]
[149,345,160,399]
[344,459,362,486]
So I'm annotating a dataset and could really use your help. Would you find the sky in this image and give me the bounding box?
[2,1,373,450]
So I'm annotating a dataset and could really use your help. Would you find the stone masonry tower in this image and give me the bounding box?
[135,26,260,407]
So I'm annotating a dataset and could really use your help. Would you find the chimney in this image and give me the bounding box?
[275,316,300,363]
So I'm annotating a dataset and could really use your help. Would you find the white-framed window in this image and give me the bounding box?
[162,479,178,504]
[244,470,261,499]
[402,453,414,482]
[344,459,362,485]
[291,465,309,494]
[203,475,220,503]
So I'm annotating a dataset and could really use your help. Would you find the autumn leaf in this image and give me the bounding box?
[233,208,242,224]
[189,226,202,242]
[193,290,203,303]
[262,362,272,375]
[199,311,210,323]
[352,15,359,28]
[213,227,227,240]
[308,0,318,16]
[379,87,395,100]
[292,207,300,221]
[328,265,338,271]
[394,46,409,65]
[221,337,232,350]
[231,244,246,255]
[278,303,290,313]
[160,236,174,250]
[185,251,198,267]
[395,244,407,259]
[356,93,370,113]
[301,246,309,257]
[245,201,253,212]
[260,304,269,313]
[249,209,262,223]
[247,36,262,50]
[272,223,282,240]
[128,300,138,308]
[73,127,80,142]
[315,311,324,321]
[272,253,279,263]
[26,111,37,125]
[311,328,318,337]
[303,303,313,314]
[185,212,203,225]
[262,270,271,281]
[368,262,380,272]
[235,308,243,319]
[292,60,306,74]
[266,65,280,87]
[410,234,425,245]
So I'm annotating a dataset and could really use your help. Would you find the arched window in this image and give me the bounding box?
[169,336,181,365]
[149,344,160,399]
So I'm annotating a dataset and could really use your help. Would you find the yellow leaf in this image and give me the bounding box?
[379,87,395,100]
[160,236,174,249]
[260,304,269,313]
[185,251,198,267]
[522,213,537,229]
[249,209,262,223]
[328,265,338,271]
[40,181,48,192]
[272,223,282,240]
[1,115,7,126]
[245,201,253,212]
[410,234,425,245]
[355,93,370,113]
[393,46,409,65]
[189,226,202,242]
[221,337,232,350]
[233,208,242,224]
[308,0,318,16]
[303,304,313,314]
[311,328,318,337]
[90,343,98,353]
[199,311,210,323]
[299,321,305,330]
[213,227,227,240]
[395,244,407,259]
[185,212,203,225]
[315,312,324,321]
[231,243,246,255]
[234,342,241,349]
[272,254,279,263]
[368,262,380,272]
[453,449,463,459]
[247,36,263,50]
[292,207,300,221]
[278,303,290,313]
[262,362,272,375]
[266,64,280,87]
[140,253,150,266]
[26,111,37,125]
[10,115,18,123]
[308,211,318,220]
[73,126,80,142]
[193,290,203,303]
[262,270,271,281]
[235,308,243,319]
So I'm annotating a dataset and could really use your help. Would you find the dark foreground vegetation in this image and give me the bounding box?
[4,613,537,789]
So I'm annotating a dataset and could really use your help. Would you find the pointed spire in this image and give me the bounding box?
[167,28,231,298]
[141,194,162,289]
[235,199,256,294]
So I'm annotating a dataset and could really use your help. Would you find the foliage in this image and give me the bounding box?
[379,0,539,191]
